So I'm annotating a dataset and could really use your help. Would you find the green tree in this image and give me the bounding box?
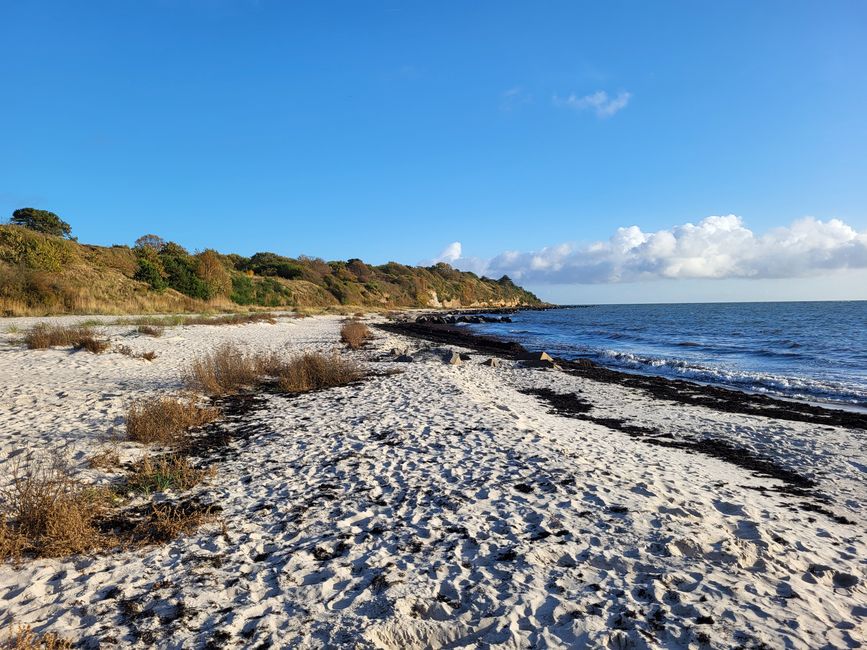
[10,208,72,238]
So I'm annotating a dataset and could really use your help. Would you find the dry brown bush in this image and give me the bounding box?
[3,625,73,650]
[23,324,108,352]
[87,447,120,471]
[131,501,217,545]
[114,344,157,361]
[340,320,371,349]
[136,324,163,337]
[274,352,363,393]
[0,455,112,561]
[123,455,212,494]
[184,342,260,395]
[73,335,110,354]
[126,396,218,445]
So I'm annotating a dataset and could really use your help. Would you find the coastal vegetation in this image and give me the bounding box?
[23,324,109,353]
[0,210,541,316]
[126,396,219,445]
[184,342,364,395]
[340,319,372,349]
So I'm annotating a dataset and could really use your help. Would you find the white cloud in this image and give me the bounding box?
[554,90,631,118]
[433,241,462,264]
[436,215,867,285]
[500,86,532,112]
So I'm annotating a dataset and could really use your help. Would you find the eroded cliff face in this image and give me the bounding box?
[425,290,532,309]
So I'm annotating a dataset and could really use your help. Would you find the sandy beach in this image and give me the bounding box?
[0,313,865,648]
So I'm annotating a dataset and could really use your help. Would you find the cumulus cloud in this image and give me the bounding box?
[433,241,463,264]
[435,216,867,285]
[554,90,631,118]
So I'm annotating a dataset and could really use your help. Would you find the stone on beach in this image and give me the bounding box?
[518,351,554,362]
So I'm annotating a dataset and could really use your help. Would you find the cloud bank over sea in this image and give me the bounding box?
[432,215,867,285]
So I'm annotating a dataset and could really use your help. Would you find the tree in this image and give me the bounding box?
[134,234,165,252]
[10,208,72,238]
[196,249,231,297]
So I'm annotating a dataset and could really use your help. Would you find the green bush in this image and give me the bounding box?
[230,275,293,306]
[0,227,73,272]
[161,255,210,299]
[134,258,167,291]
[230,275,255,305]
[245,252,303,280]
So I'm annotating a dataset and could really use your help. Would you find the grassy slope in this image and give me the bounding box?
[0,225,543,316]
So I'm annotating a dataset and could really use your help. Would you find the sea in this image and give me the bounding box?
[469,301,867,410]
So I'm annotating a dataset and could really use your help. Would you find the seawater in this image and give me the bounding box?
[469,301,867,409]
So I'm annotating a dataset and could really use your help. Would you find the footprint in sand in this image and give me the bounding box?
[712,499,745,516]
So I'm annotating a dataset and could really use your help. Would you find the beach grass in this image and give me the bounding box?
[126,396,219,445]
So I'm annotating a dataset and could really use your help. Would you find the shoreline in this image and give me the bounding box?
[1,313,865,647]
[378,320,867,430]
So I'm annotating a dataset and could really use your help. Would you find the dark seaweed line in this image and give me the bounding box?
[521,387,855,526]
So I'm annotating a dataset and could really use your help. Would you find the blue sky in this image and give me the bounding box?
[2,1,866,302]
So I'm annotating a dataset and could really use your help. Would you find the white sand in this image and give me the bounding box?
[0,314,864,648]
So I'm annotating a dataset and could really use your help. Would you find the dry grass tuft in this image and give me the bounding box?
[72,335,110,354]
[184,312,277,326]
[184,342,260,395]
[136,324,163,337]
[3,625,73,650]
[132,501,218,545]
[0,456,113,561]
[23,324,108,353]
[114,344,157,361]
[126,396,218,445]
[273,352,363,393]
[123,455,212,495]
[87,447,121,471]
[340,320,372,350]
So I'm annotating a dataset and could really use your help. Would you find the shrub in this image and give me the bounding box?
[134,258,167,292]
[3,625,73,650]
[114,344,158,361]
[126,396,218,444]
[184,342,260,395]
[340,320,371,350]
[161,255,210,300]
[137,324,163,337]
[0,455,111,560]
[130,501,218,545]
[245,252,303,279]
[273,352,362,393]
[230,275,255,305]
[123,455,211,494]
[73,335,110,354]
[24,324,108,352]
[0,227,74,272]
